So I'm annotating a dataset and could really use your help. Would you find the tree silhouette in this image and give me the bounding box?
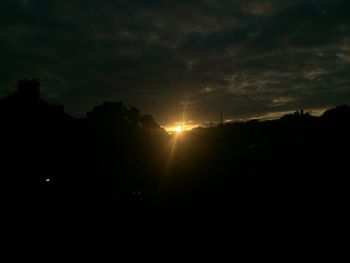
[140,114,162,132]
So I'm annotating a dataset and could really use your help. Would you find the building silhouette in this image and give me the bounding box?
[0,78,71,121]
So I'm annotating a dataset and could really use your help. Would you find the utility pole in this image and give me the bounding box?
[180,108,185,131]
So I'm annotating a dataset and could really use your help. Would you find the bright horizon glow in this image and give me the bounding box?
[165,124,198,134]
[164,121,200,134]
[175,126,182,133]
[162,107,327,133]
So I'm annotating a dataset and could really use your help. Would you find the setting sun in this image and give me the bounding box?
[175,127,182,133]
[164,123,199,134]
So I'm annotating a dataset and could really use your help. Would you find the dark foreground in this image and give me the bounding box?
[1,84,347,262]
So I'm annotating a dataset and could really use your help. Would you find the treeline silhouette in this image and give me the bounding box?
[1,79,348,262]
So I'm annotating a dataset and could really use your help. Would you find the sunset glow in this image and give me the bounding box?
[0,0,348,260]
[165,123,199,134]
[174,127,182,133]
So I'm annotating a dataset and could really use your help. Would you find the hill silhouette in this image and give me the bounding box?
[0,79,348,262]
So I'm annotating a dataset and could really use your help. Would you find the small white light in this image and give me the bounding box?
[45,178,51,182]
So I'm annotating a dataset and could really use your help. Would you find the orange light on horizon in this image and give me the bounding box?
[163,118,200,134]
[165,124,198,134]
[175,126,182,133]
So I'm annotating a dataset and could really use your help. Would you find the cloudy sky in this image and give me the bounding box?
[1,0,349,128]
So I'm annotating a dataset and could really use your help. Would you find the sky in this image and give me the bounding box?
[0,0,349,129]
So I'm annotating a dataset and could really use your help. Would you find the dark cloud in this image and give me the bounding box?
[0,0,349,126]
